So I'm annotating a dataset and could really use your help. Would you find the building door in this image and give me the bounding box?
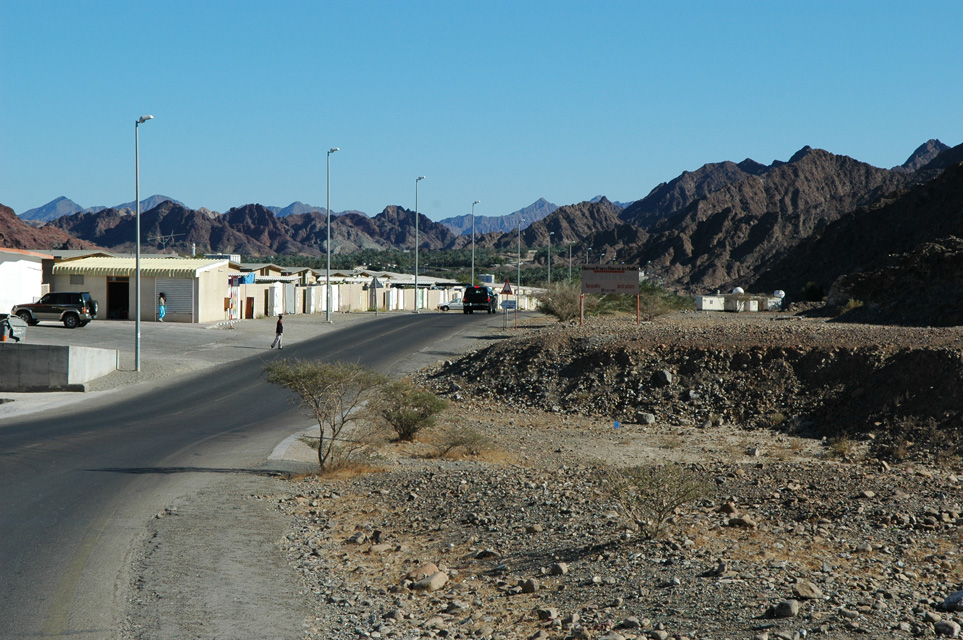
[107,276,130,319]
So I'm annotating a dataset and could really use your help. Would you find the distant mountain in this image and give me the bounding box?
[0,202,102,250]
[589,195,634,209]
[49,200,456,257]
[439,198,557,236]
[109,195,184,214]
[18,195,182,222]
[892,139,949,172]
[472,198,634,266]
[268,201,367,218]
[18,196,86,223]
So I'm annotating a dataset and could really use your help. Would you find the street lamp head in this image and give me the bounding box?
[417,176,426,181]
[473,200,480,205]
[137,115,154,124]
[329,147,340,154]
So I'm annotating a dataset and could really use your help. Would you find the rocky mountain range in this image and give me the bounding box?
[438,198,558,236]
[19,195,186,223]
[41,201,456,257]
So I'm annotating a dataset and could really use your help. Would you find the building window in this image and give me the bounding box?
[70,274,84,285]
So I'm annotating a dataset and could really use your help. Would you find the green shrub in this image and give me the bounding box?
[379,379,447,441]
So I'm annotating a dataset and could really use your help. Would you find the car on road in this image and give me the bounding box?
[12,291,99,328]
[438,298,465,312]
[462,285,498,314]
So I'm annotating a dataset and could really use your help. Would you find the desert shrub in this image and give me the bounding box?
[537,281,595,321]
[597,281,692,319]
[265,359,388,470]
[836,298,864,316]
[379,379,447,441]
[598,463,713,540]
[433,426,493,457]
[826,434,856,459]
[767,411,787,429]
[538,280,690,322]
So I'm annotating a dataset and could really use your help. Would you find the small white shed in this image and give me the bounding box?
[0,249,51,313]
[694,295,725,311]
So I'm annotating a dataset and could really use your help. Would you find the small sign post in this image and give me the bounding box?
[501,280,515,329]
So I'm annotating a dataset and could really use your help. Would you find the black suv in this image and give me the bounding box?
[12,292,99,328]
[462,285,498,314]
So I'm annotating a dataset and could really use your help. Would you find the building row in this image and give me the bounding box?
[1,249,538,324]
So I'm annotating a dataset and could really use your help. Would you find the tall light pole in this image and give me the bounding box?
[134,114,153,372]
[325,147,339,323]
[470,200,480,285]
[517,218,524,289]
[569,243,573,281]
[548,231,555,284]
[414,176,425,312]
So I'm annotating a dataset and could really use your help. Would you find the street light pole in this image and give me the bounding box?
[569,243,573,281]
[325,147,339,323]
[548,231,554,284]
[471,200,479,285]
[517,218,524,289]
[414,176,425,312]
[134,114,153,373]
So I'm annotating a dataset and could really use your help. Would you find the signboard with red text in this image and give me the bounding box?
[580,265,640,295]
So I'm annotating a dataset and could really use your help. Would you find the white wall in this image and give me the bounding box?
[0,258,44,314]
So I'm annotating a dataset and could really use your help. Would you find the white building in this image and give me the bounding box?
[0,248,52,314]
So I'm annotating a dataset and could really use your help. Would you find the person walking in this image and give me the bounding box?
[270,314,284,349]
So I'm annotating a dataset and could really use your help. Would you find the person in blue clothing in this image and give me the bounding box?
[157,293,166,322]
[270,314,284,349]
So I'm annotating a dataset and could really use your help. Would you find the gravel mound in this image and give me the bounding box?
[421,313,963,463]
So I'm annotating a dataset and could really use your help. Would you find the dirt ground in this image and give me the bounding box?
[119,311,963,640]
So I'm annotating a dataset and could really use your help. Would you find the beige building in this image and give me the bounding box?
[51,256,240,323]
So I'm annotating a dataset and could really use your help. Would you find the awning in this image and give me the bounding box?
[52,257,230,279]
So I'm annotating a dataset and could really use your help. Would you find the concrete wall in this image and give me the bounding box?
[0,344,118,391]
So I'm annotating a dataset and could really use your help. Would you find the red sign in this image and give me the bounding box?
[501,280,513,295]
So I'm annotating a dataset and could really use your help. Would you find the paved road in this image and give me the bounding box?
[0,311,510,639]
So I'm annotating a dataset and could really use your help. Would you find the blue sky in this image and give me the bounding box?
[2,1,960,221]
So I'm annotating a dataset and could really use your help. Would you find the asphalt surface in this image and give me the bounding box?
[0,310,514,640]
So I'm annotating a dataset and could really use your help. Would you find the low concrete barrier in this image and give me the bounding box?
[0,344,118,392]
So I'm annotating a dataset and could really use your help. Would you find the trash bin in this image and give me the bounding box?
[0,314,27,343]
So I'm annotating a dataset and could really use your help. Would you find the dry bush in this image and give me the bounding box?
[826,435,856,459]
[537,281,597,321]
[432,425,493,458]
[265,359,388,470]
[597,463,713,540]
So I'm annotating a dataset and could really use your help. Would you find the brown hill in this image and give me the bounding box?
[620,158,768,228]
[752,157,963,305]
[0,202,101,250]
[828,236,963,327]
[47,200,456,257]
[623,147,914,292]
[285,206,456,253]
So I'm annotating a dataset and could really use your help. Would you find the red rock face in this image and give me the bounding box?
[0,203,102,250]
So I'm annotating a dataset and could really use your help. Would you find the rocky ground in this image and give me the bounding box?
[127,311,963,640]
